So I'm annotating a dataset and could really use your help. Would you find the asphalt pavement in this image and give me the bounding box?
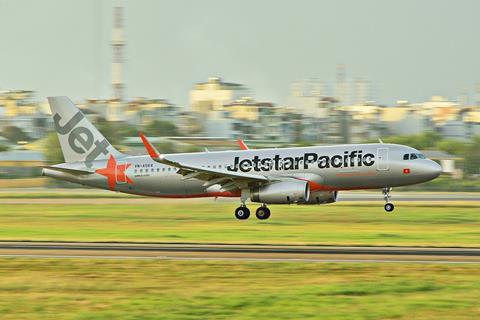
[1,242,479,264]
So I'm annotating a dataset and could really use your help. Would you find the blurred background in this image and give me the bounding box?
[0,0,479,190]
[1,2,480,319]
[1,0,480,192]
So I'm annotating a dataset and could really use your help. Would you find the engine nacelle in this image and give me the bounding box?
[250,180,310,204]
[303,191,338,205]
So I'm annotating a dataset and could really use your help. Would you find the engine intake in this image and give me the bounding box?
[250,180,310,204]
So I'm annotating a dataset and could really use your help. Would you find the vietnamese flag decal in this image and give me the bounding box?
[403,168,410,174]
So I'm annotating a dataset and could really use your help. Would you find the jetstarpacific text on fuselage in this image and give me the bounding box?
[227,151,375,172]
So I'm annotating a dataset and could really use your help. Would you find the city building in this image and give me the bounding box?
[84,99,126,122]
[0,90,49,139]
[287,80,331,119]
[190,77,248,114]
[125,98,179,126]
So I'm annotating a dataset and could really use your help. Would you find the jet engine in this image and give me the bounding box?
[250,180,310,204]
[304,191,338,204]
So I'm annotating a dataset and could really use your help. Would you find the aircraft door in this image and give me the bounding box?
[377,148,389,171]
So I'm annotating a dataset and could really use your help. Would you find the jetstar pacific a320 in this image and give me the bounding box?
[42,97,442,220]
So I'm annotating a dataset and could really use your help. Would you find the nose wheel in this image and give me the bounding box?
[384,202,395,212]
[383,187,395,213]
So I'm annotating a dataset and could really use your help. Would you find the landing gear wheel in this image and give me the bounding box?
[384,203,395,213]
[255,206,271,220]
[235,206,250,220]
[382,187,395,213]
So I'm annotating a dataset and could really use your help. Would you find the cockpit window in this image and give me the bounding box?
[403,153,426,160]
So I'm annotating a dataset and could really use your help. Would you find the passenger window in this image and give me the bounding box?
[410,153,418,160]
[403,154,409,160]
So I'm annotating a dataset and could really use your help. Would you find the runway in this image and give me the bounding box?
[1,242,480,263]
[339,192,480,202]
[0,190,478,204]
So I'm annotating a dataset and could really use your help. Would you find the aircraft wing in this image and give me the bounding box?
[139,133,270,191]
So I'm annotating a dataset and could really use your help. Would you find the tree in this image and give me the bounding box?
[44,132,64,164]
[94,118,120,146]
[93,118,137,148]
[383,132,440,150]
[0,144,9,152]
[437,139,468,156]
[1,126,30,143]
[464,135,480,175]
[145,120,181,137]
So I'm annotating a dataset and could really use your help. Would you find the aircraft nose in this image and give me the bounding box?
[411,160,442,182]
[427,160,442,179]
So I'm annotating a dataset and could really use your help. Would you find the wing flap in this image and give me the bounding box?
[138,133,270,192]
[157,156,269,182]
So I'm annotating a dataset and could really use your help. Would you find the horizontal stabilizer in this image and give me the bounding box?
[41,166,95,176]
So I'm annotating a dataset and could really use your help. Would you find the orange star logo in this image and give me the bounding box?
[96,155,133,190]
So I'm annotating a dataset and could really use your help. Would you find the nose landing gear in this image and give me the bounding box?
[384,202,395,212]
[383,187,395,213]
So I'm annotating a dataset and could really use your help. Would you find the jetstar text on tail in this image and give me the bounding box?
[227,151,375,172]
[53,111,110,166]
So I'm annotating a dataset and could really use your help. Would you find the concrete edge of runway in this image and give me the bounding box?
[1,241,480,264]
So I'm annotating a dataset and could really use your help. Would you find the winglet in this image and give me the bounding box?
[139,132,161,158]
[237,139,249,150]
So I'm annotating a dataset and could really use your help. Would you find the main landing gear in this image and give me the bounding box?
[234,206,250,220]
[383,187,395,213]
[235,204,271,220]
[255,205,271,220]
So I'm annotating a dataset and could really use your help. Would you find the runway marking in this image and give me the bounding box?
[0,254,479,264]
[1,242,480,264]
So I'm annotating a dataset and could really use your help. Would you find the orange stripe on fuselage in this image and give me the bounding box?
[153,191,241,198]
[297,178,377,192]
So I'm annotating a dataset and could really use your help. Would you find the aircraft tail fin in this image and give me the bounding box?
[47,96,123,165]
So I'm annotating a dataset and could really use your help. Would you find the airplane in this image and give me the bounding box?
[42,96,442,220]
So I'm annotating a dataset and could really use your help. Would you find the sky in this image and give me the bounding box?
[1,0,480,107]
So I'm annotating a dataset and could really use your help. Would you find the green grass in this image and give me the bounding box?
[0,202,479,246]
[0,259,479,319]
